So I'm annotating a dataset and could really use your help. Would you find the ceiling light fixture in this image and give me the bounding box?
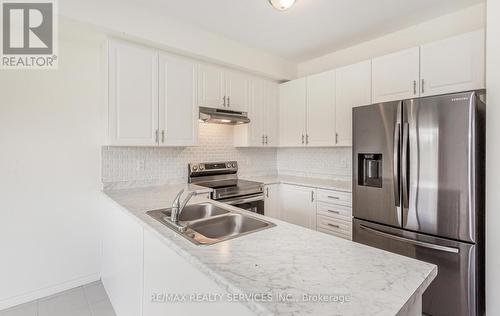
[268,0,296,11]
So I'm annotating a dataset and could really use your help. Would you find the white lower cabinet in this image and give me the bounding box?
[263,184,353,240]
[102,199,253,316]
[264,184,281,219]
[280,184,316,230]
[143,231,253,316]
[101,199,144,316]
[315,189,353,240]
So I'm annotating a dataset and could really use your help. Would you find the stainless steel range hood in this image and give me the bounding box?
[199,107,250,125]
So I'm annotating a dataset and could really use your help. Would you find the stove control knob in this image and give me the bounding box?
[232,163,237,168]
[199,164,205,170]
[192,165,198,171]
[226,163,232,168]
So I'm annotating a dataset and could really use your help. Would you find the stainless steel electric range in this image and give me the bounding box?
[188,161,265,215]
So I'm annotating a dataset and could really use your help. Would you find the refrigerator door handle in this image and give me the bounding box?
[402,122,410,209]
[359,225,460,254]
[393,123,401,207]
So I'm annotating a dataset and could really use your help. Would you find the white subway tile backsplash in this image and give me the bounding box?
[277,147,352,180]
[102,123,277,188]
[102,124,352,188]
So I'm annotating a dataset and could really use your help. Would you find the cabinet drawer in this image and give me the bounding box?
[316,216,352,237]
[316,189,352,206]
[317,202,352,221]
[318,228,352,240]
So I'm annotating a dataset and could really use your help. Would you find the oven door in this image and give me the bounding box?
[217,194,265,215]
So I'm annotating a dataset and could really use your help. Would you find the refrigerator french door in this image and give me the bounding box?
[352,90,485,316]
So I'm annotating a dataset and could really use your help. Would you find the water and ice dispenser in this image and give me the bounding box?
[358,154,383,188]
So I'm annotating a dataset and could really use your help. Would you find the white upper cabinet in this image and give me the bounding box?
[264,81,279,146]
[420,30,485,97]
[234,79,279,147]
[198,64,225,109]
[107,39,200,147]
[372,47,420,103]
[198,65,249,111]
[108,40,159,146]
[335,60,372,147]
[158,53,198,147]
[281,184,316,230]
[225,70,249,112]
[237,78,265,147]
[306,70,336,147]
[279,78,307,147]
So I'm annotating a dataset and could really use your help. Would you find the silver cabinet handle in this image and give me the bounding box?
[311,190,314,202]
[302,134,305,144]
[327,210,340,214]
[223,96,226,107]
[266,187,269,198]
[413,80,417,95]
[421,79,425,94]
[265,135,268,144]
[262,135,265,145]
[359,225,459,254]
[155,129,159,143]
[327,195,340,200]
[227,96,230,107]
[306,134,309,145]
[335,133,339,144]
[327,223,340,229]
[161,130,165,143]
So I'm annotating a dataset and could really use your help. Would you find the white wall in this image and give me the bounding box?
[298,3,486,76]
[0,20,106,309]
[486,0,500,314]
[59,0,296,81]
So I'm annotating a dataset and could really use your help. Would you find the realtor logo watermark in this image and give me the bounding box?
[1,0,57,69]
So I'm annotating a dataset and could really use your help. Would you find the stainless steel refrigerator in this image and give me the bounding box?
[352,90,485,316]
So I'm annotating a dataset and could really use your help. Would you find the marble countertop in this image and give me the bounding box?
[242,175,352,193]
[103,184,436,316]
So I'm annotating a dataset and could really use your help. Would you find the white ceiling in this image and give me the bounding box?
[125,0,484,62]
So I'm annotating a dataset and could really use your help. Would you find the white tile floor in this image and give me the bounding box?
[0,281,116,316]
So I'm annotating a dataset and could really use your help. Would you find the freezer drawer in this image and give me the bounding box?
[353,219,483,316]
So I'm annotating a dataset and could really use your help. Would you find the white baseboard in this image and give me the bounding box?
[0,273,100,311]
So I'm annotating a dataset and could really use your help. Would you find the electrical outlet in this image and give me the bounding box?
[136,159,145,171]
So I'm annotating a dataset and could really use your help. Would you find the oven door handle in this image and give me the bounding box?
[221,195,264,205]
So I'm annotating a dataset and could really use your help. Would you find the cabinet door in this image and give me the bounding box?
[264,184,281,219]
[247,78,266,146]
[372,47,420,103]
[306,70,336,147]
[335,60,371,147]
[108,40,159,146]
[225,70,249,112]
[198,64,225,109]
[280,184,316,229]
[420,30,485,97]
[158,53,198,146]
[264,81,280,147]
[101,200,143,316]
[279,79,307,147]
[143,231,254,316]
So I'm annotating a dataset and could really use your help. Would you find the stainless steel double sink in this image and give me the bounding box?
[146,203,275,245]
